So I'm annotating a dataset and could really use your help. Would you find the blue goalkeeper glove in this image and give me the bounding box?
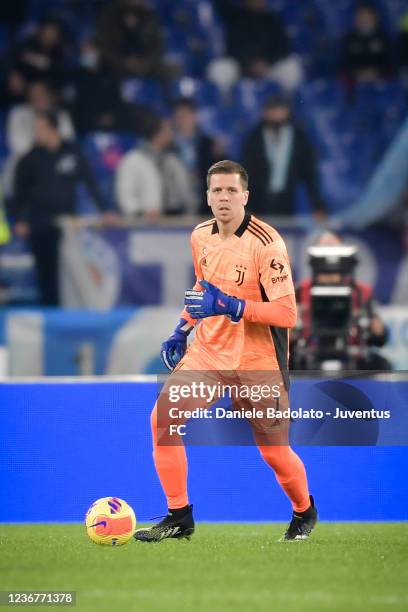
[160,318,192,371]
[184,280,245,323]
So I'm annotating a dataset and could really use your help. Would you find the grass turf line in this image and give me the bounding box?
[0,523,407,612]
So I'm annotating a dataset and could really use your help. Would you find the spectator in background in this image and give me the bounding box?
[213,0,303,91]
[7,79,74,158]
[11,17,68,88]
[71,36,148,134]
[171,98,225,214]
[242,95,326,218]
[115,115,196,218]
[12,111,114,305]
[340,4,393,84]
[4,79,74,195]
[0,68,26,112]
[95,0,164,78]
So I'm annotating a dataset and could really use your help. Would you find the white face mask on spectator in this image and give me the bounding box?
[81,50,99,69]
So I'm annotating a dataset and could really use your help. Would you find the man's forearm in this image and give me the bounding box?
[243,294,297,328]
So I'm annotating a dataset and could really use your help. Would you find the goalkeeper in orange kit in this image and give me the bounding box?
[135,160,317,543]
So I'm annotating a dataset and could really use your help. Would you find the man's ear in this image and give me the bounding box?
[243,190,249,206]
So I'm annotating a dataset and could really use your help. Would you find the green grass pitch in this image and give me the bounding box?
[0,523,407,612]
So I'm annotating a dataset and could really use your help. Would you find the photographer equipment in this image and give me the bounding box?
[294,245,364,370]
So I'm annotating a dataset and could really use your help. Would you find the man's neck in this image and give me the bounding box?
[46,136,62,151]
[150,139,163,153]
[178,127,195,139]
[217,209,246,240]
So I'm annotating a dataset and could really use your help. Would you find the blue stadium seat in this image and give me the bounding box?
[371,81,406,111]
[353,81,407,139]
[159,1,224,76]
[27,0,57,19]
[320,160,364,212]
[265,0,287,14]
[196,107,222,136]
[169,77,221,108]
[287,25,314,54]
[298,79,346,109]
[82,132,136,173]
[310,0,355,38]
[120,79,166,114]
[209,104,259,161]
[230,79,282,118]
[80,132,137,210]
[372,0,406,34]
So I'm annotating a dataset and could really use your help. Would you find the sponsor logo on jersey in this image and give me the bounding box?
[271,274,288,284]
[235,264,247,286]
[270,258,284,274]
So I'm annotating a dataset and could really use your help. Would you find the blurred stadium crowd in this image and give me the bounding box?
[0,0,408,310]
[0,0,408,374]
[1,0,408,213]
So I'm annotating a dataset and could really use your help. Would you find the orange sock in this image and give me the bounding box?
[151,405,310,513]
[151,405,189,509]
[258,445,310,513]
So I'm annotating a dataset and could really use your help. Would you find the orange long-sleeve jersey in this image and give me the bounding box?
[179,212,297,374]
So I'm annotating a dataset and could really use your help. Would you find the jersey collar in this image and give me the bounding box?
[211,211,251,237]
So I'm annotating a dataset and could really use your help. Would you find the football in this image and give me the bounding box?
[85,497,136,545]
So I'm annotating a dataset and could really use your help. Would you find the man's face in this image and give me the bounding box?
[39,23,60,48]
[316,232,342,247]
[29,84,52,111]
[207,173,248,223]
[355,8,377,33]
[157,120,173,148]
[245,0,267,12]
[173,105,197,135]
[263,105,290,125]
